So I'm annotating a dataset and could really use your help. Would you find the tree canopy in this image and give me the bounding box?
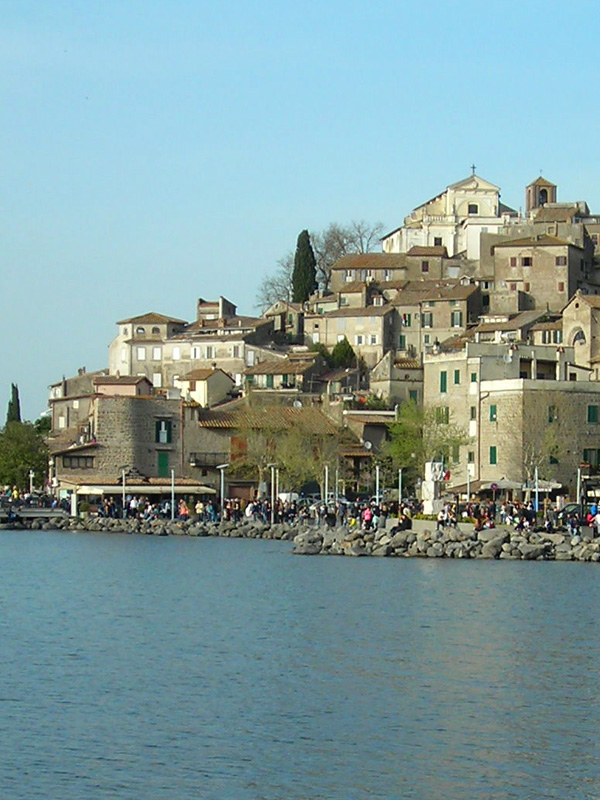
[330,336,356,368]
[384,401,470,489]
[292,229,317,304]
[0,421,48,491]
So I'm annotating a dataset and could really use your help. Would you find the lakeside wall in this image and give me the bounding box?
[3,515,600,562]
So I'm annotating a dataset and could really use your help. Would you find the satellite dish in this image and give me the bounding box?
[364,440,372,450]
[293,400,302,408]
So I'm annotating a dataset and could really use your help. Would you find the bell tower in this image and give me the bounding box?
[526,176,557,215]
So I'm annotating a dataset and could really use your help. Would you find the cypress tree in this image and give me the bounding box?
[6,383,21,425]
[292,230,317,303]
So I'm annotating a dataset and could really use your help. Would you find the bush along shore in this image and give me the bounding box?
[5,514,600,561]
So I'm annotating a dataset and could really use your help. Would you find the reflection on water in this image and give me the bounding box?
[1,530,599,799]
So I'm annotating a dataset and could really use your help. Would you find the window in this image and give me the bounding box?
[470,406,476,420]
[434,237,442,246]
[155,419,172,444]
[453,369,460,385]
[72,399,79,409]
[136,347,146,361]
[151,326,160,334]
[409,390,418,402]
[136,326,145,334]
[510,257,517,267]
[489,446,497,465]
[521,257,532,267]
[583,449,600,467]
[206,346,215,359]
[470,372,477,383]
[468,451,475,463]
[402,313,412,327]
[489,404,497,422]
[153,372,162,388]
[548,405,557,423]
[370,334,378,345]
[435,406,449,424]
[440,371,447,393]
[399,334,406,349]
[555,256,567,266]
[424,334,430,344]
[452,444,460,462]
[558,282,565,292]
[588,405,599,424]
[451,310,463,328]
[266,374,274,389]
[468,203,478,215]
[344,269,354,282]
[421,261,429,273]
[62,456,94,469]
[510,283,517,291]
[355,334,364,345]
[122,328,128,336]
[191,346,201,359]
[384,269,392,281]
[422,312,433,328]
[554,330,563,344]
[172,346,181,360]
[524,282,530,292]
[337,334,345,343]
[152,346,162,361]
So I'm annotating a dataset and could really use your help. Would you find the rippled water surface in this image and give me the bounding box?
[1,529,600,799]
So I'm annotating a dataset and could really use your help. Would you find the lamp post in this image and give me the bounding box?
[171,469,175,521]
[324,464,329,505]
[398,468,403,507]
[375,464,380,506]
[217,463,229,522]
[122,468,126,518]
[29,469,35,495]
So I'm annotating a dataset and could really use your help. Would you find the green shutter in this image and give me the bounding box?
[588,406,599,424]
[440,371,447,393]
[489,404,497,422]
[489,446,497,465]
[157,452,169,477]
[453,369,460,384]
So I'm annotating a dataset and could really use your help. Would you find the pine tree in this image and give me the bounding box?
[6,383,21,425]
[292,230,317,304]
[331,336,356,368]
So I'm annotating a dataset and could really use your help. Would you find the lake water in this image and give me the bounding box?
[1,529,599,800]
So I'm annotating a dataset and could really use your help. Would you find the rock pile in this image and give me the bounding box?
[13,516,600,562]
[292,524,600,561]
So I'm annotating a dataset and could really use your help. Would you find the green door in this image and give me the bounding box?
[158,452,169,477]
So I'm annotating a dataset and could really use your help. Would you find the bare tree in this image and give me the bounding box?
[255,252,294,313]
[256,220,385,309]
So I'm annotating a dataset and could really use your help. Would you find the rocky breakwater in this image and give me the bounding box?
[292,522,600,561]
[31,515,299,541]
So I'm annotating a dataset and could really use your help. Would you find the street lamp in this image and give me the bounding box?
[217,463,229,522]
[267,463,278,525]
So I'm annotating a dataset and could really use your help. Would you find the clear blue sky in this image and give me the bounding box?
[2,0,600,420]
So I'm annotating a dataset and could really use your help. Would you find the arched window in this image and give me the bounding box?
[539,188,548,206]
[151,326,160,334]
[572,329,586,345]
[136,326,146,335]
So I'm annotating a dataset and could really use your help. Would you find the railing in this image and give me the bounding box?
[189,452,230,468]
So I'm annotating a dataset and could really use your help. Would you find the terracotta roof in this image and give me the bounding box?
[245,359,314,376]
[492,234,581,250]
[197,406,339,434]
[529,176,556,187]
[185,315,267,332]
[392,279,477,304]
[533,206,580,222]
[178,368,231,381]
[473,310,546,333]
[530,320,562,331]
[117,312,187,325]
[331,253,408,271]
[317,367,359,382]
[406,245,448,257]
[93,375,151,385]
[393,359,422,369]
[344,413,395,425]
[305,305,393,319]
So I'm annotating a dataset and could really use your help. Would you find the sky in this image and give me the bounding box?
[2,0,600,420]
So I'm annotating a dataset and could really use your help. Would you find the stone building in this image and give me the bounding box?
[423,340,600,495]
[303,305,395,368]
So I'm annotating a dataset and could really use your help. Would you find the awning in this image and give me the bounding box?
[58,480,216,496]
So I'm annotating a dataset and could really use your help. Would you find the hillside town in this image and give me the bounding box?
[45,172,600,512]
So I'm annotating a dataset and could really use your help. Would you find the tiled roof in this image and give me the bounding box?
[178,368,231,381]
[406,245,448,257]
[185,315,267,332]
[391,279,477,304]
[533,206,580,222]
[117,312,187,325]
[305,305,392,319]
[529,176,556,187]
[492,234,581,250]
[393,359,422,369]
[93,375,151,385]
[331,253,408,271]
[197,406,340,434]
[245,359,314,376]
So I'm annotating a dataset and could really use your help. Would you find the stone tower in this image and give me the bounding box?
[526,176,557,215]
